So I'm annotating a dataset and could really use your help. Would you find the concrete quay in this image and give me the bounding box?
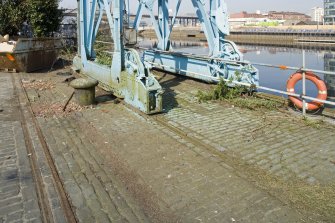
[1,69,335,222]
[140,27,335,49]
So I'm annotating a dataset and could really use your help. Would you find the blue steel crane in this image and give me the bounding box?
[73,0,163,114]
[73,0,259,114]
[134,0,260,85]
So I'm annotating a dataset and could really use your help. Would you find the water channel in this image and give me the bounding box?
[138,38,335,107]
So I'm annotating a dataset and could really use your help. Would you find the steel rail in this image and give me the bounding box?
[15,75,79,223]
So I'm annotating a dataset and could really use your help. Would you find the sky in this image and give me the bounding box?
[60,0,323,14]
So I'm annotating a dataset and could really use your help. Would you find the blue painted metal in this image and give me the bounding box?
[133,2,144,29]
[73,0,163,114]
[144,50,258,85]
[169,0,182,36]
[134,0,259,86]
[158,0,170,50]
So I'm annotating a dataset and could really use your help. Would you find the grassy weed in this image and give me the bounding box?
[197,78,284,110]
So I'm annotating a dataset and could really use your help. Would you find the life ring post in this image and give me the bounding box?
[302,70,306,115]
[302,51,306,115]
[286,71,328,112]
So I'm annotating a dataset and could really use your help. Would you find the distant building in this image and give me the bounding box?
[230,11,265,19]
[283,20,319,26]
[283,20,301,26]
[311,7,324,22]
[296,21,319,25]
[229,11,268,27]
[229,11,314,27]
[230,11,311,22]
[268,11,311,21]
[324,0,335,25]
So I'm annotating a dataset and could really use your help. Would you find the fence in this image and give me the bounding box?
[141,48,335,115]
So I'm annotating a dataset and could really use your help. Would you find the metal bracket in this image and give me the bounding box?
[134,0,260,87]
[74,0,163,114]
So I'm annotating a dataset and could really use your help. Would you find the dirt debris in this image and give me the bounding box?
[22,79,54,91]
[33,102,88,118]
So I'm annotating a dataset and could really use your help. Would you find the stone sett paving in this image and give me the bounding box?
[21,72,153,222]
[21,70,329,222]
[81,106,306,222]
[158,73,335,185]
[37,116,152,223]
[20,70,335,222]
[0,73,42,223]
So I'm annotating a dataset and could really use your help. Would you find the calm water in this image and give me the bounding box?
[139,38,335,107]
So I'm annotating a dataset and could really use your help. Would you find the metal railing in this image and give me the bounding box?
[141,48,335,115]
[233,29,335,35]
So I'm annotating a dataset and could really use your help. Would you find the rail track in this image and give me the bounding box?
[12,74,78,223]
[124,70,335,221]
[15,69,335,222]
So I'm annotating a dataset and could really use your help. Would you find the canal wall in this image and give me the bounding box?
[140,27,335,49]
[228,31,335,49]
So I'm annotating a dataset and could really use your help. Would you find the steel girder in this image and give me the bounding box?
[134,0,259,86]
[73,0,163,114]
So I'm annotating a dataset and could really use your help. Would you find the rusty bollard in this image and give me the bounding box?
[70,78,99,106]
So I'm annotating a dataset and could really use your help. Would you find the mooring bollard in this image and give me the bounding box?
[70,78,99,106]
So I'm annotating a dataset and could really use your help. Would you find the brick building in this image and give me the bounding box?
[230,11,266,19]
[267,11,311,21]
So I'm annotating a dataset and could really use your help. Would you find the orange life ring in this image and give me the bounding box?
[286,72,327,111]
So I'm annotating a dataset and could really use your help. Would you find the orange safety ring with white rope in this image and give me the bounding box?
[286,71,327,111]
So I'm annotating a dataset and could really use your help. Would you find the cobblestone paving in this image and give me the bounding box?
[82,106,307,222]
[37,116,152,223]
[22,71,319,222]
[0,74,42,223]
[159,74,335,185]
[21,73,153,222]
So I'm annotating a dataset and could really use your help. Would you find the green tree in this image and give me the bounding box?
[0,0,25,35]
[26,0,63,37]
